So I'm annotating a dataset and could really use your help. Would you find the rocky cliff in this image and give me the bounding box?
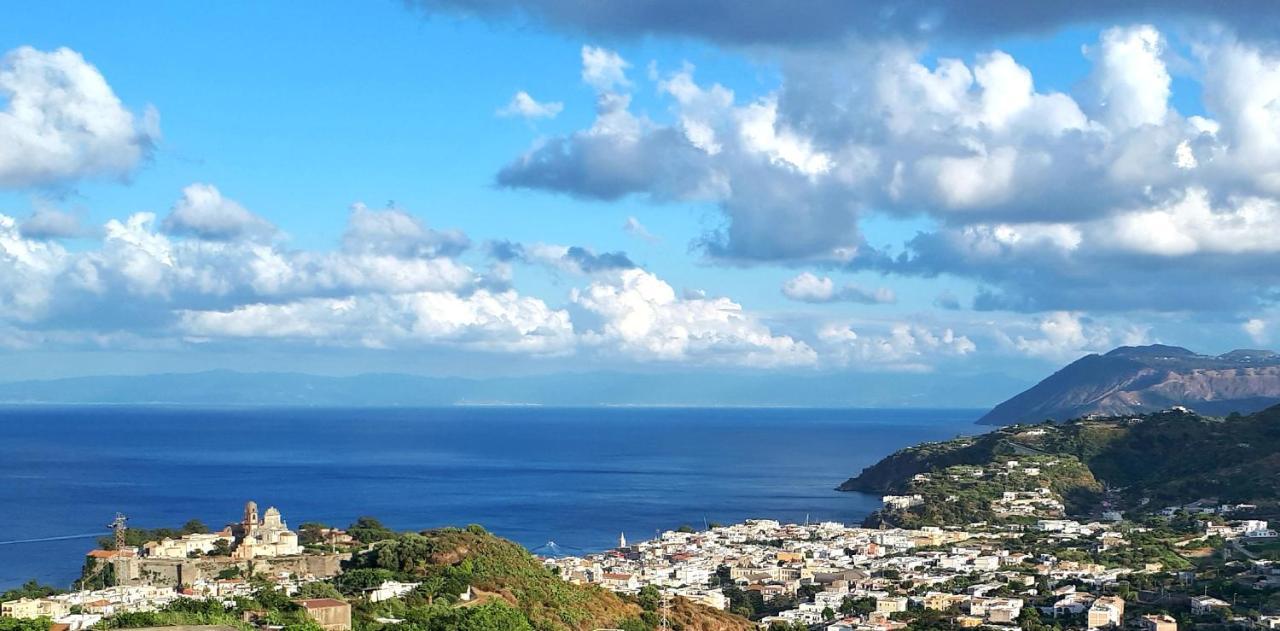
[978,344,1280,425]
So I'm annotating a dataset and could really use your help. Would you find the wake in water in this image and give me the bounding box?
[0,533,105,546]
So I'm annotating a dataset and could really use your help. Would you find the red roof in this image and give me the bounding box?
[87,549,135,559]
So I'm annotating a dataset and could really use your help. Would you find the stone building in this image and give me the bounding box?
[232,501,302,559]
[295,598,351,631]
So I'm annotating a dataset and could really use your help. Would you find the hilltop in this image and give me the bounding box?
[840,405,1280,526]
[978,344,1280,425]
[343,525,753,631]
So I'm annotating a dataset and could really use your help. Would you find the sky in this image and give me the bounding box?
[2,1,1280,385]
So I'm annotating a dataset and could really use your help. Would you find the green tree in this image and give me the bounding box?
[0,617,52,631]
[348,517,396,544]
[0,581,62,602]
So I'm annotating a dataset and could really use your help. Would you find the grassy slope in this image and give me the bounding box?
[385,527,752,631]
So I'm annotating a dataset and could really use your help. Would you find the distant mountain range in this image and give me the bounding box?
[978,344,1280,425]
[0,369,1027,408]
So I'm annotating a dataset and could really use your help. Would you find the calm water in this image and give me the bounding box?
[0,406,983,589]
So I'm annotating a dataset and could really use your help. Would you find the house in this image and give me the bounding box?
[1189,595,1230,616]
[1086,595,1124,629]
[2,598,71,619]
[294,598,351,631]
[365,581,420,603]
[600,572,640,591]
[1140,613,1177,631]
[876,596,908,614]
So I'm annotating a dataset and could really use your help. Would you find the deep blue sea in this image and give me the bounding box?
[0,406,983,589]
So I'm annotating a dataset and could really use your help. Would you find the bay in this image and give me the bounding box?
[0,406,983,589]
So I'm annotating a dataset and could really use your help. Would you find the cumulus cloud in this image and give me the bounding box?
[781,272,894,304]
[581,45,630,91]
[162,184,276,241]
[497,91,564,119]
[817,322,975,371]
[342,203,470,258]
[0,46,158,189]
[485,28,1280,312]
[19,208,87,240]
[178,290,576,354]
[999,311,1151,361]
[571,268,816,366]
[0,191,850,369]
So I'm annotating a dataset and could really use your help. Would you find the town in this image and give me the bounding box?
[5,495,1280,631]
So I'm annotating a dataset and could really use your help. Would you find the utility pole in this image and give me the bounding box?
[659,590,671,631]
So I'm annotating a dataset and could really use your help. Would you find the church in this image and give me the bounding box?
[231,500,302,559]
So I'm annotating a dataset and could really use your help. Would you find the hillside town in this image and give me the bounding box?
[6,497,1280,631]
[547,508,1280,630]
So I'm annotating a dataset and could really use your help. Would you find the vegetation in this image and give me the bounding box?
[0,581,62,602]
[339,523,751,631]
[844,405,1280,523]
[98,519,211,550]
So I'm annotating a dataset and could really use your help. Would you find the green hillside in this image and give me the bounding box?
[841,405,1280,526]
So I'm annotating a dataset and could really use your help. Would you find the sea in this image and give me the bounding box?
[0,406,984,589]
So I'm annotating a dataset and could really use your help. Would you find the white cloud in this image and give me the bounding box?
[0,47,158,189]
[572,268,816,366]
[1244,318,1269,344]
[1003,311,1150,361]
[19,208,86,239]
[496,28,1280,313]
[342,203,470,258]
[162,183,276,241]
[498,91,564,119]
[818,322,975,370]
[622,216,659,242]
[781,272,894,304]
[581,46,631,92]
[178,289,575,354]
[1087,25,1170,130]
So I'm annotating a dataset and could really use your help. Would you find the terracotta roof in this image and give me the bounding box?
[86,549,135,559]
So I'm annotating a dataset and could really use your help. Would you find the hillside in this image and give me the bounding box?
[840,405,1280,526]
[978,344,1280,425]
[346,525,753,631]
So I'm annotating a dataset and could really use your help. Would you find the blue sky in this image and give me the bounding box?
[1,1,1279,386]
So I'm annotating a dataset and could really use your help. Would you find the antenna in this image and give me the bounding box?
[109,513,128,551]
[659,590,671,631]
[107,513,128,587]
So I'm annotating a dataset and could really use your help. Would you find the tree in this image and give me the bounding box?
[180,519,209,535]
[298,522,330,546]
[822,606,836,620]
[676,524,696,533]
[208,539,231,557]
[297,582,342,599]
[638,585,662,611]
[418,575,446,606]
[0,617,51,631]
[840,596,875,616]
[348,517,397,544]
[0,581,61,602]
